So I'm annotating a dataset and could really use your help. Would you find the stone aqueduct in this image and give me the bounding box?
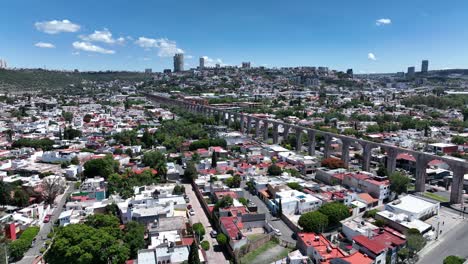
[146,94,468,204]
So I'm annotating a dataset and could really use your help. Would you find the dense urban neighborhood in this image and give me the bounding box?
[0,63,468,264]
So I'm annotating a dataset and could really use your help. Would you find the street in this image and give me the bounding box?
[418,207,468,264]
[183,184,228,264]
[242,185,295,244]
[15,182,75,264]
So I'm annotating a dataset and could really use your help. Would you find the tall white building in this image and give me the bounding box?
[199,57,205,70]
[0,59,7,69]
[173,53,184,72]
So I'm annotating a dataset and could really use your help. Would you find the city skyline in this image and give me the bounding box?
[1,0,468,72]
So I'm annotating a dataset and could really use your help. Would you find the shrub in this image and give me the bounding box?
[201,241,210,251]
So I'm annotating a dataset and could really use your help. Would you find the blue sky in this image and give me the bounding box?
[1,0,468,72]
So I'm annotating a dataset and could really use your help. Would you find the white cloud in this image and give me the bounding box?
[367,53,377,61]
[34,42,55,48]
[376,18,391,26]
[201,56,225,67]
[72,41,115,54]
[79,29,124,44]
[186,55,194,59]
[135,37,184,57]
[35,19,80,34]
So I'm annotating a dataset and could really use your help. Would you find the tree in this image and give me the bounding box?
[463,108,468,122]
[215,195,233,210]
[201,240,210,251]
[238,197,249,206]
[268,164,282,176]
[13,188,29,207]
[216,233,228,245]
[184,161,198,181]
[376,164,387,177]
[321,157,346,169]
[211,151,217,168]
[63,127,82,140]
[62,111,73,123]
[83,114,93,123]
[71,156,80,165]
[45,224,129,264]
[298,211,329,233]
[389,172,411,196]
[318,202,350,226]
[8,226,40,261]
[85,214,122,239]
[42,176,66,205]
[172,185,185,195]
[374,219,385,227]
[397,248,409,263]
[278,198,283,217]
[123,221,145,259]
[141,129,154,148]
[83,154,119,179]
[0,181,11,206]
[188,241,201,264]
[406,229,426,260]
[287,182,303,191]
[444,256,466,264]
[142,151,167,181]
[225,175,241,188]
[192,223,206,240]
[451,136,468,145]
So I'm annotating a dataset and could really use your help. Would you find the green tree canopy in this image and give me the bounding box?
[216,233,228,245]
[0,181,11,206]
[45,224,129,264]
[318,202,350,226]
[188,241,201,264]
[142,151,167,180]
[225,175,241,188]
[389,172,411,195]
[13,188,30,207]
[192,223,206,239]
[268,164,282,176]
[298,211,329,233]
[444,256,466,264]
[123,221,145,259]
[183,161,198,181]
[83,154,119,179]
[12,138,55,150]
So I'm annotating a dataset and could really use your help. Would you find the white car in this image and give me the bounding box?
[274,229,282,236]
[189,209,195,216]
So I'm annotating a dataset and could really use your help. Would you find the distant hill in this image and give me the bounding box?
[0,69,150,92]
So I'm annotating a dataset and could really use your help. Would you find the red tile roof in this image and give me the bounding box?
[220,216,243,240]
[396,153,416,162]
[353,228,405,255]
[340,251,373,264]
[298,233,346,263]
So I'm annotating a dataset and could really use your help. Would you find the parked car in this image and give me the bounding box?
[274,229,282,236]
[187,204,192,210]
[210,230,218,238]
[189,209,195,216]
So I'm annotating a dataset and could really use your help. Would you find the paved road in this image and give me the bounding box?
[241,184,295,244]
[184,184,228,264]
[418,207,468,264]
[16,182,75,264]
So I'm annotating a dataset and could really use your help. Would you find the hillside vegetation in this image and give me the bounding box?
[0,69,149,92]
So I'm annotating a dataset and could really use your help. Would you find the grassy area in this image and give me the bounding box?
[247,233,265,241]
[240,241,277,264]
[240,240,291,264]
[422,192,449,202]
[407,184,415,191]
